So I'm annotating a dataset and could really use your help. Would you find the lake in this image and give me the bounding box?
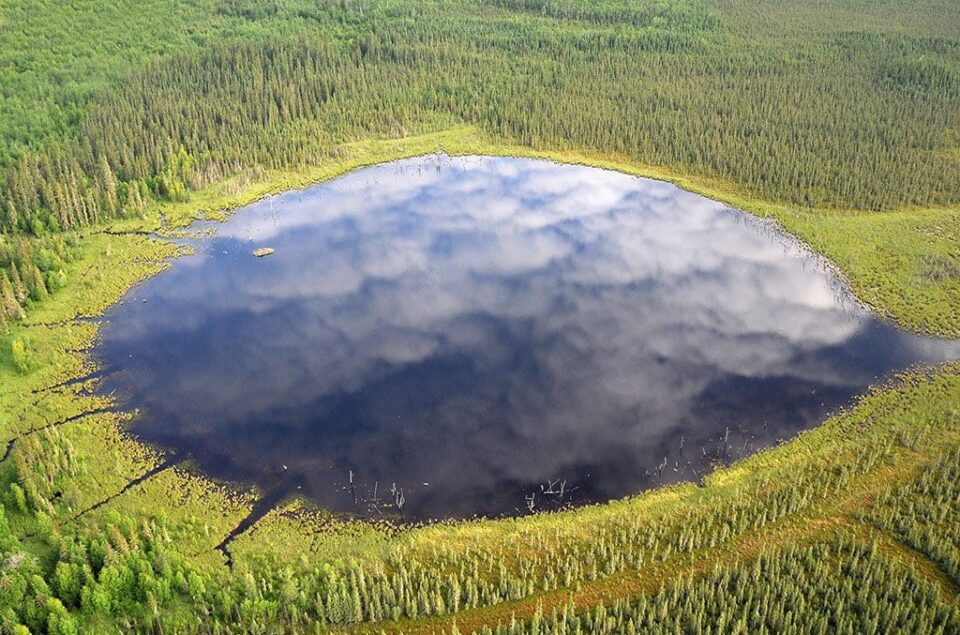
[94,155,960,521]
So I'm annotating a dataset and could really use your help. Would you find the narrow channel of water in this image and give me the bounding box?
[94,155,960,521]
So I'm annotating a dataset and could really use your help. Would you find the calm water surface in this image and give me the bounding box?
[95,156,960,520]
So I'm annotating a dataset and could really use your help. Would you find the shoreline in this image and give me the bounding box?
[2,127,958,623]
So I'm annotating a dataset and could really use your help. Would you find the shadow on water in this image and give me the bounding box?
[93,155,960,522]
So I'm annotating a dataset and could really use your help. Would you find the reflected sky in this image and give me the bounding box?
[95,156,960,520]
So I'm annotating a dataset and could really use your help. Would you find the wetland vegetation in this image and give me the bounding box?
[1,0,959,633]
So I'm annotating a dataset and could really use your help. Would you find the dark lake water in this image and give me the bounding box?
[95,155,960,521]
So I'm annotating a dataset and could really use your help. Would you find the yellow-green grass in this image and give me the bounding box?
[10,410,160,517]
[2,375,109,444]
[1,126,959,633]
[75,467,255,567]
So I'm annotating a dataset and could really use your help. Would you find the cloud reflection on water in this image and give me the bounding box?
[97,156,960,520]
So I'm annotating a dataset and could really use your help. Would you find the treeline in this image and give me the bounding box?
[472,541,960,635]
[861,448,960,587]
[879,54,960,98]
[0,234,73,332]
[0,502,195,635]
[485,0,721,30]
[3,0,960,240]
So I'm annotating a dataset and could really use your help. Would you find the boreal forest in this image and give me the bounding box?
[0,1,959,633]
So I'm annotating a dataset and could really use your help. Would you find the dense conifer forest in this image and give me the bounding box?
[0,0,959,633]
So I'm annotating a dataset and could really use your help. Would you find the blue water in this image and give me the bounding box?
[94,155,960,520]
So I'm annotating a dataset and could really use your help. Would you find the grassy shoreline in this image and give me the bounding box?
[135,125,960,336]
[2,126,959,632]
